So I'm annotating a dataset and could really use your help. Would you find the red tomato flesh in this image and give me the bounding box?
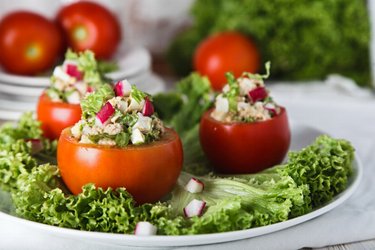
[57,127,183,204]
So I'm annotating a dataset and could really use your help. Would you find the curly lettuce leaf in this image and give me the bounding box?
[80,84,115,119]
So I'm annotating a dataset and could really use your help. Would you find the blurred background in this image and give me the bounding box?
[0,0,373,120]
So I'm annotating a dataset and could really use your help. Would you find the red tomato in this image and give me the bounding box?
[194,32,261,91]
[37,93,81,140]
[56,1,121,59]
[199,108,291,174]
[57,127,183,204]
[0,11,63,75]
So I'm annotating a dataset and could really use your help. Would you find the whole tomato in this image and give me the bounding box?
[37,93,81,140]
[199,108,291,174]
[56,1,121,59]
[194,32,260,91]
[57,127,183,204]
[0,11,63,75]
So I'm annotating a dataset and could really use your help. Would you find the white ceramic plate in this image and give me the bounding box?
[0,47,151,87]
[0,123,362,247]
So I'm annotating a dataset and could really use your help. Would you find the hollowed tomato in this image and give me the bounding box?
[57,127,183,204]
[37,93,81,140]
[199,107,291,174]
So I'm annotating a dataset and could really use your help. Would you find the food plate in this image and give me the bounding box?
[0,47,151,87]
[0,122,362,247]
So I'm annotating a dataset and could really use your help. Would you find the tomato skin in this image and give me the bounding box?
[0,11,63,75]
[37,93,82,140]
[56,1,121,59]
[194,32,260,91]
[57,127,183,204]
[199,108,290,174]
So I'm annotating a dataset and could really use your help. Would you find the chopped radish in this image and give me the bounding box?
[25,139,43,154]
[248,87,268,103]
[134,222,157,236]
[142,97,154,116]
[183,199,206,218]
[65,64,83,80]
[66,91,81,104]
[215,94,229,113]
[87,86,94,93]
[185,178,204,193]
[131,128,145,144]
[53,66,71,82]
[128,98,145,112]
[95,102,115,126]
[264,103,277,116]
[114,80,132,97]
[133,113,152,132]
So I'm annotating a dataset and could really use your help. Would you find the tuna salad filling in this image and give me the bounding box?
[46,50,104,104]
[71,80,164,146]
[211,62,281,122]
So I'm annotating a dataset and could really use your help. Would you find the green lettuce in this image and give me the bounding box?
[80,84,115,119]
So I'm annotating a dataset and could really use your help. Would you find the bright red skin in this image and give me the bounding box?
[194,32,261,91]
[58,127,183,204]
[56,1,121,59]
[199,107,291,174]
[0,11,63,75]
[37,93,82,140]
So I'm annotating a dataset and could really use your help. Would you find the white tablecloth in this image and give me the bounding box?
[1,77,375,250]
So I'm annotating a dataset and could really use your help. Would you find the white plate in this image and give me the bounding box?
[0,123,362,247]
[0,47,151,87]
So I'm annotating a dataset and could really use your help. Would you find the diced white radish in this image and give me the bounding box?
[95,102,115,127]
[215,94,229,113]
[142,97,154,116]
[71,121,83,139]
[128,98,145,112]
[25,139,43,154]
[134,222,157,236]
[114,80,132,97]
[66,91,81,104]
[79,135,93,144]
[53,66,72,83]
[133,113,152,132]
[183,199,206,218]
[131,128,145,144]
[248,87,268,103]
[264,103,278,116]
[238,77,257,95]
[74,82,88,94]
[185,178,204,193]
[117,100,128,113]
[222,84,230,93]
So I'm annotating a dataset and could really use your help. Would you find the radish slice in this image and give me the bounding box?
[87,86,94,93]
[185,178,204,193]
[114,80,132,97]
[264,103,277,116]
[248,87,268,103]
[142,97,154,116]
[25,139,43,154]
[66,91,81,104]
[65,63,83,80]
[134,222,157,236]
[183,199,206,218]
[95,102,115,126]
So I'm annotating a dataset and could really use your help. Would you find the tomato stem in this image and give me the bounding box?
[26,44,40,60]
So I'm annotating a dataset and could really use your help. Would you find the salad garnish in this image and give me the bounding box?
[211,62,280,122]
[46,49,105,104]
[71,81,164,146]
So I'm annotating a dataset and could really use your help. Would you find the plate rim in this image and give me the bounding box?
[0,123,363,247]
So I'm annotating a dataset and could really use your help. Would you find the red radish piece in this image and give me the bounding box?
[114,80,132,97]
[87,86,94,93]
[142,97,154,116]
[134,222,157,236]
[25,139,43,154]
[95,102,115,126]
[183,199,206,218]
[185,178,204,193]
[248,87,268,103]
[264,103,278,116]
[65,64,83,80]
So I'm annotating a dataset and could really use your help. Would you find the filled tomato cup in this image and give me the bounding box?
[37,49,106,140]
[199,62,291,174]
[57,81,183,204]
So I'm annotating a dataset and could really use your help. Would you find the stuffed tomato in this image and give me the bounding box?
[199,63,291,174]
[57,82,183,204]
[37,50,104,140]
